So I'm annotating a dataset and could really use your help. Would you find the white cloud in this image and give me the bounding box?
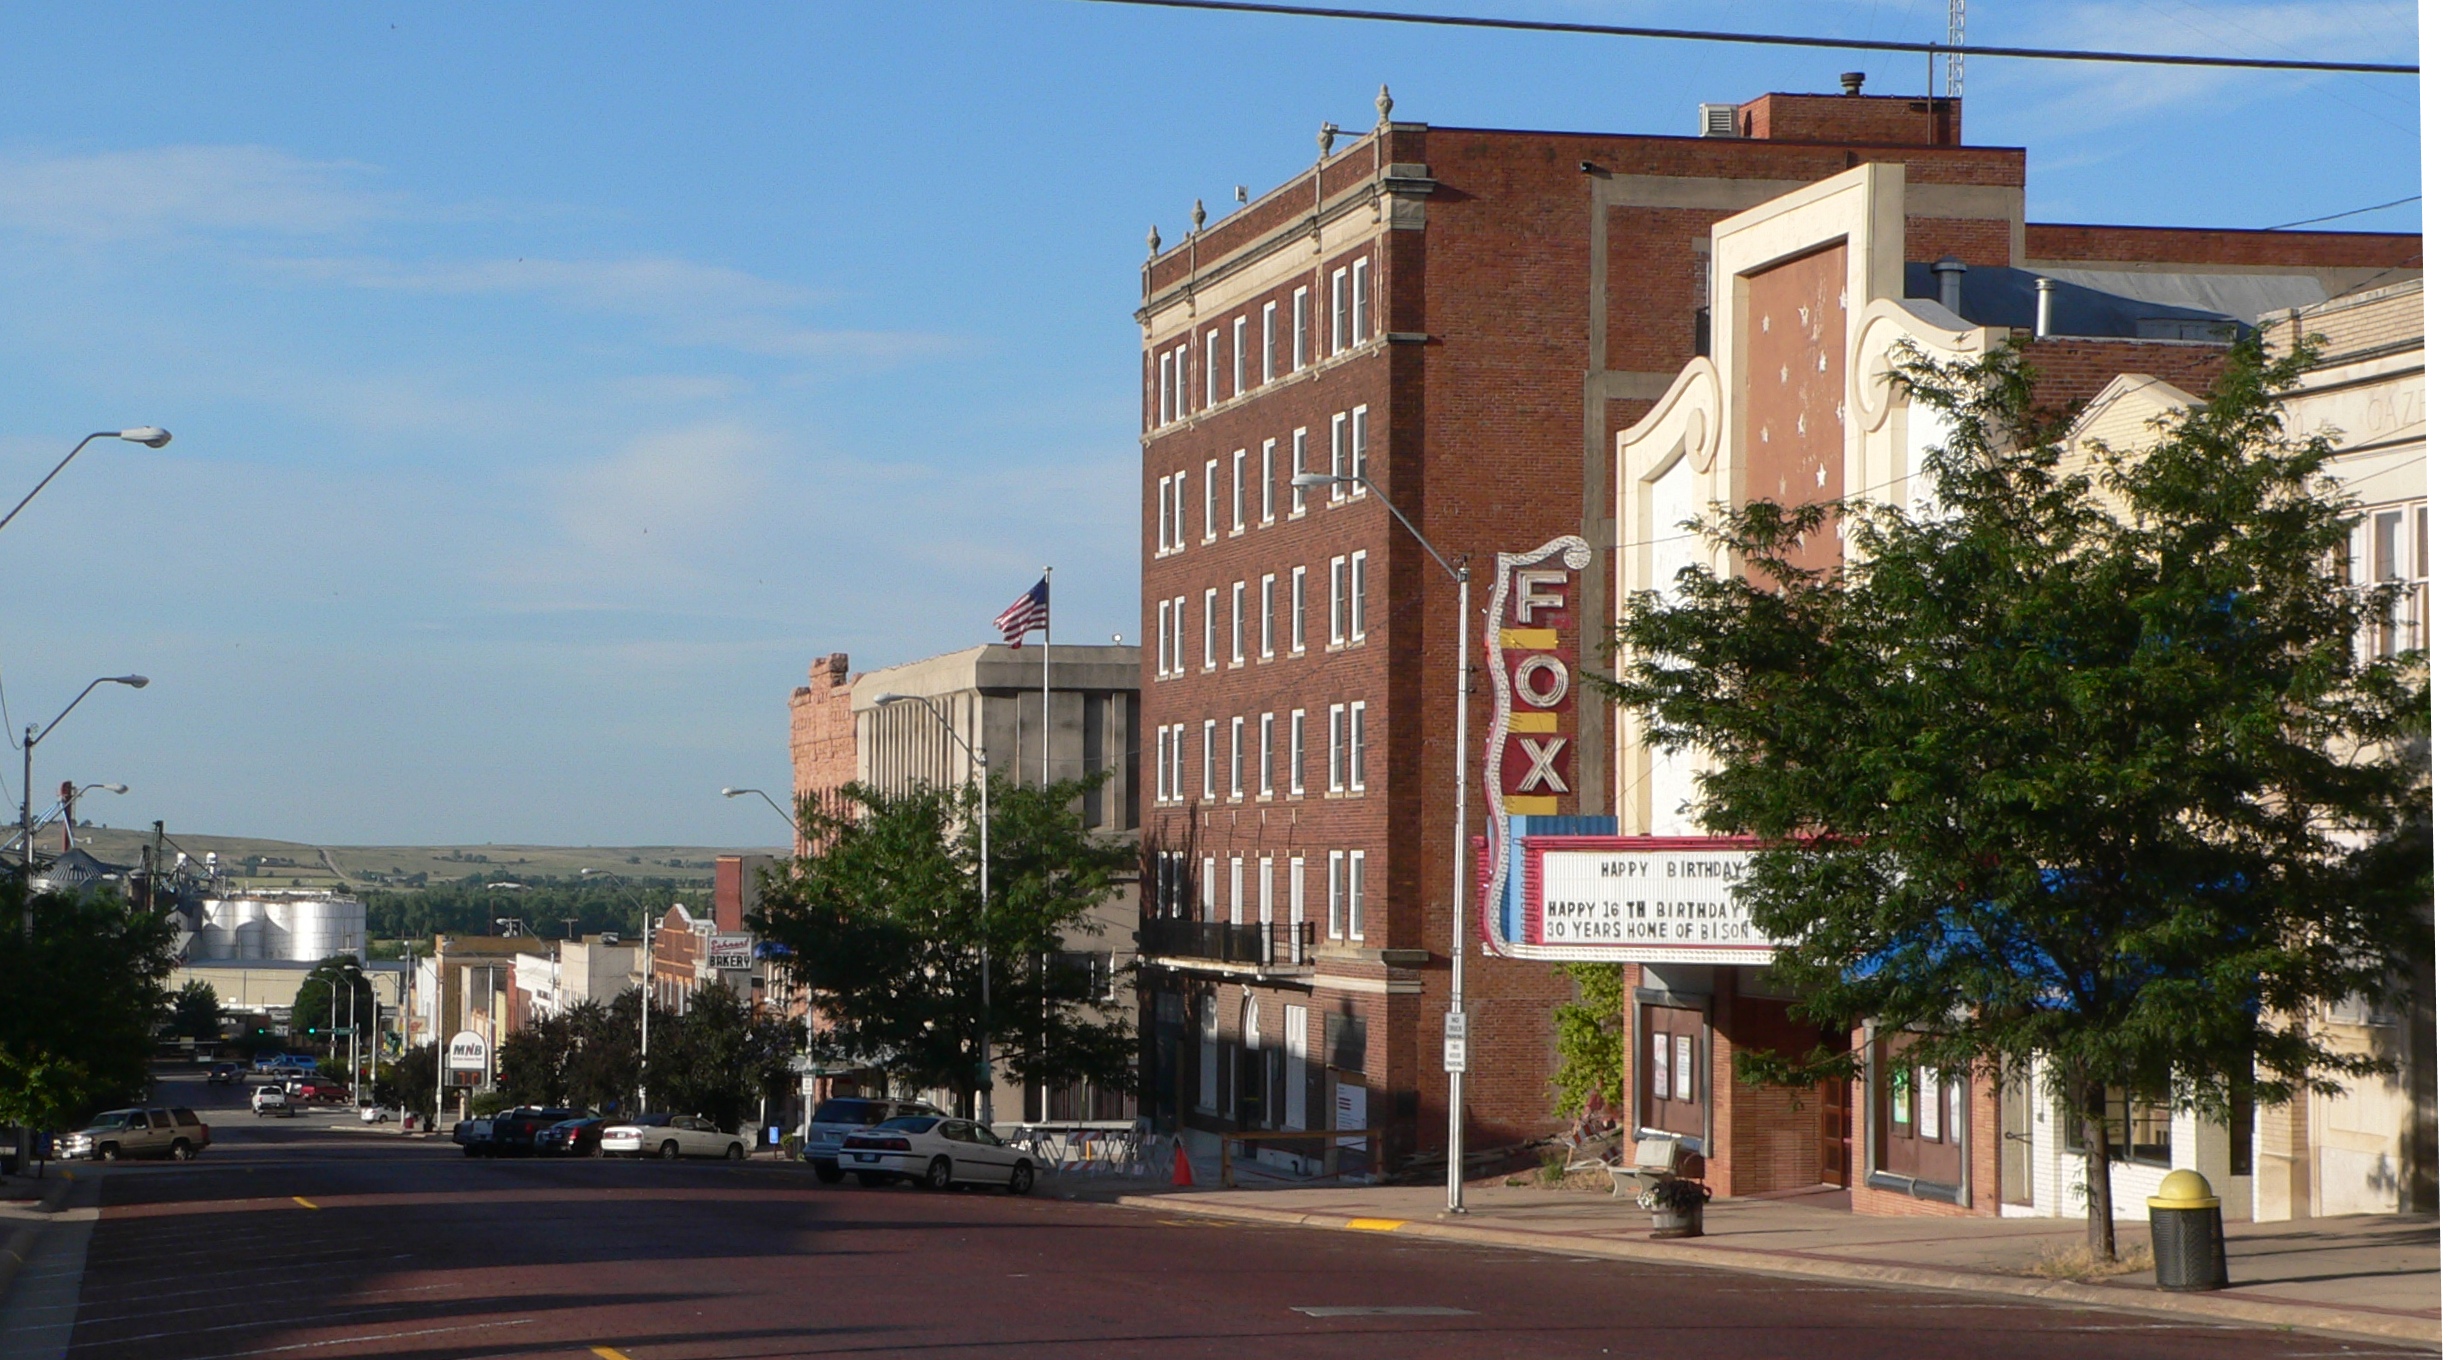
[0,144,403,240]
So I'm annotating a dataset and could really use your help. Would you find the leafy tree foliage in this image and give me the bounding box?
[496,993,645,1114]
[1549,962,1625,1121]
[163,980,223,1042]
[290,956,377,1043]
[756,774,1137,1115]
[380,1042,438,1113]
[1603,339,2429,1258]
[647,981,802,1131]
[361,877,707,944]
[0,881,177,1130]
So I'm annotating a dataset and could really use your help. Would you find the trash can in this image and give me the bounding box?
[2147,1169,2228,1292]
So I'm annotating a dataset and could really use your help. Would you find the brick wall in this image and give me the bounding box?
[2026,223,2419,270]
[787,652,857,854]
[1735,92,1961,148]
[2023,337,2234,418]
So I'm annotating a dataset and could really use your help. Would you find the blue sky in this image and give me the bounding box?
[0,1,2417,848]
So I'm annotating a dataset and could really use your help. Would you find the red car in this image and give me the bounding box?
[294,1078,351,1103]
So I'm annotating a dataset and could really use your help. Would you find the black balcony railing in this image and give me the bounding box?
[1140,917,1315,968]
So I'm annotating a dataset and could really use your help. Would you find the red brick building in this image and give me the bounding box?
[1135,81,2417,1177]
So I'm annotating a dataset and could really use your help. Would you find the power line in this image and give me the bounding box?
[1075,0,2419,75]
[2262,194,2421,232]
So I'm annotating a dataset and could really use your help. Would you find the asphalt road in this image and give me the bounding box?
[0,1070,2425,1360]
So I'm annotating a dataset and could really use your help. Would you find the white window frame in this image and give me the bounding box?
[1155,599,1170,677]
[1259,573,1276,658]
[1259,711,1275,794]
[1349,405,1368,497]
[1351,256,1370,343]
[1172,595,1187,675]
[1173,343,1188,418]
[1331,265,1349,353]
[1289,427,1309,517]
[1232,316,1247,397]
[1289,709,1307,794]
[1291,286,1309,370]
[1153,724,1169,801]
[1346,850,1366,941]
[1329,555,1348,645]
[1288,858,1306,931]
[1229,855,1245,924]
[1329,412,1348,502]
[1290,567,1307,654]
[1326,850,1346,939]
[1155,476,1173,556]
[1204,329,1218,408]
[1231,449,1246,534]
[1348,700,1366,792]
[1258,855,1275,924]
[1172,472,1188,549]
[1170,722,1185,795]
[1261,301,1278,382]
[1202,719,1216,800]
[1203,589,1217,670]
[1327,703,1347,791]
[1284,1002,1308,1128]
[1203,459,1218,542]
[1350,549,1367,641]
[1156,350,1172,425]
[1230,716,1245,798]
[1230,581,1246,664]
[1202,854,1216,918]
[1260,439,1277,523]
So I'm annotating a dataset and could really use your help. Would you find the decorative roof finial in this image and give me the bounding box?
[1191,199,1206,232]
[1318,120,1336,159]
[1376,84,1393,125]
[1147,224,1161,258]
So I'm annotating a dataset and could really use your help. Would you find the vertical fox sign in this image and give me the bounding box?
[1478,534,1595,949]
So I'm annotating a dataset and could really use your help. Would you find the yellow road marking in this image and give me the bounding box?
[1345,1217,1406,1232]
[291,1196,318,1209]
[591,1348,635,1360]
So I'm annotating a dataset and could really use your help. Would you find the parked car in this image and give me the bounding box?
[357,1103,394,1124]
[839,1115,1036,1193]
[457,1107,579,1157]
[803,1097,944,1184]
[536,1117,608,1156]
[206,1064,242,1086]
[251,1086,296,1118]
[600,1113,746,1160]
[59,1107,211,1161]
[294,1078,350,1104]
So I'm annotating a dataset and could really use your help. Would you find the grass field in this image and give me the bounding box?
[62,826,787,893]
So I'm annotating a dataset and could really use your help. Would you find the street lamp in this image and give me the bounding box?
[721,786,796,838]
[872,692,997,1128]
[0,428,172,537]
[1293,467,1475,1215]
[20,675,148,933]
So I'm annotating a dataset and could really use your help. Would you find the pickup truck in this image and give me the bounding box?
[455,1107,579,1157]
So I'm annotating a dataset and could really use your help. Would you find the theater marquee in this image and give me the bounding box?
[1525,838,1775,964]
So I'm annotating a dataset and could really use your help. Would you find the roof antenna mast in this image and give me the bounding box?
[1947,0,1966,97]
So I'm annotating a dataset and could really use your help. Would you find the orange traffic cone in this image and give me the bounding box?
[1171,1139,1195,1187]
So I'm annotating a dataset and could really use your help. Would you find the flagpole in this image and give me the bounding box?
[1041,566,1051,786]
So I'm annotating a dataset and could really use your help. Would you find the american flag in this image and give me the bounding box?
[993,577,1049,647]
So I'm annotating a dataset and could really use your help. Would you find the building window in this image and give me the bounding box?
[1229,855,1245,924]
[1291,286,1309,370]
[1198,993,1218,1111]
[1350,405,1367,495]
[1231,450,1247,534]
[1259,573,1276,658]
[1172,595,1187,675]
[1156,350,1172,425]
[1203,460,1218,542]
[1290,567,1307,653]
[1326,850,1346,939]
[1258,855,1274,925]
[1156,724,1174,802]
[1232,316,1248,397]
[1259,712,1275,794]
[1329,555,1348,645]
[1289,427,1310,517]
[1170,722,1185,797]
[2070,1083,2175,1169]
[1262,301,1278,382]
[1329,412,1348,502]
[1203,589,1217,670]
[1204,329,1218,408]
[1202,719,1216,800]
[1173,343,1188,419]
[1350,550,1367,641]
[1202,854,1216,919]
[1172,472,1188,548]
[2352,501,2431,658]
[1351,256,1370,342]
[1154,599,1170,677]
[1327,703,1347,792]
[1230,716,1245,798]
[1288,856,1306,931]
[1230,581,1246,664]
[1260,439,1277,523]
[1346,851,1365,941]
[1348,701,1366,792]
[1155,474,1171,556]
[1331,266,1349,353]
[1289,709,1306,794]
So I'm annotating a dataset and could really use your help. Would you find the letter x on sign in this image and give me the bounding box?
[1515,736,1567,794]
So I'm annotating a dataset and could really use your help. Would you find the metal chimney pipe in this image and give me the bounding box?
[1934,256,1966,318]
[2033,276,2057,338]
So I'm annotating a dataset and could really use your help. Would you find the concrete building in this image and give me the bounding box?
[1593,162,2421,1217]
[788,642,1141,1122]
[1138,80,2419,1178]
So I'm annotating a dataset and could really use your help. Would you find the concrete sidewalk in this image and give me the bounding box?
[1117,1181,2441,1347]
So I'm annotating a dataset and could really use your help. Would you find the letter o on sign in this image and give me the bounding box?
[1514,653,1570,709]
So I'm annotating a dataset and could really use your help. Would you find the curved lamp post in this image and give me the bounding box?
[721,786,796,838]
[0,428,172,537]
[872,692,996,1127]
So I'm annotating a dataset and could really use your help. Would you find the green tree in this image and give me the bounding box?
[290,956,376,1045]
[361,878,708,945]
[0,881,178,1131]
[1549,962,1624,1121]
[647,981,801,1131]
[379,1042,438,1113]
[755,774,1138,1115]
[164,980,223,1042]
[1602,338,2429,1260]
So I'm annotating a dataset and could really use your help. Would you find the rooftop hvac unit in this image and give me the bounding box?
[1698,103,1740,138]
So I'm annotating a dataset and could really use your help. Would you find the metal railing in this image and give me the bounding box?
[1139,917,1315,968]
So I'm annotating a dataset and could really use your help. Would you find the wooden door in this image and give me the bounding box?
[1819,1078,1853,1187]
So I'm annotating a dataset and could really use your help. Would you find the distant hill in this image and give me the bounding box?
[60,827,788,893]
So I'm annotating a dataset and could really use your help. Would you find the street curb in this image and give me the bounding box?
[0,1173,82,1311]
[1114,1195,2441,1348]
